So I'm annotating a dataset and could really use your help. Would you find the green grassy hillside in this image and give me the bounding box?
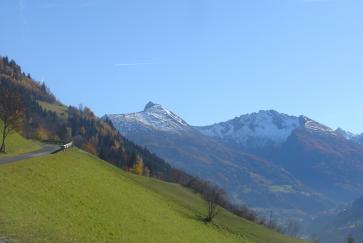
[36,100,68,119]
[0,121,40,157]
[0,148,304,243]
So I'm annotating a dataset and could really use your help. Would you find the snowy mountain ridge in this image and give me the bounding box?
[195,110,300,148]
[195,111,344,149]
[106,102,359,148]
[106,102,193,134]
[299,116,337,135]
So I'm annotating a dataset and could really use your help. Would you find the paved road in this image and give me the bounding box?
[0,144,61,165]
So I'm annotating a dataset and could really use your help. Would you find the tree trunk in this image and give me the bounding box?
[0,122,8,153]
[205,201,214,222]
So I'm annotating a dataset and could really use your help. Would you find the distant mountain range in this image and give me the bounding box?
[196,110,362,150]
[195,110,302,149]
[196,111,363,203]
[106,102,363,221]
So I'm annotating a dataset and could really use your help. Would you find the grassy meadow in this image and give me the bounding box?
[0,121,40,157]
[0,135,304,242]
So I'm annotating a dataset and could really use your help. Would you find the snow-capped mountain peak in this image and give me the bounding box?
[142,102,190,128]
[298,116,336,135]
[195,110,301,148]
[106,102,191,134]
[144,101,157,111]
[195,110,348,149]
[107,104,359,148]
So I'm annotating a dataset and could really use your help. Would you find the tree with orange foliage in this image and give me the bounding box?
[132,155,144,175]
[82,141,97,155]
[35,127,49,140]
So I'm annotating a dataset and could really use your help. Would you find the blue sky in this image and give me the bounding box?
[1,0,362,133]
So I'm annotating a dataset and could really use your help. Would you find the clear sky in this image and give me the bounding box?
[1,0,362,133]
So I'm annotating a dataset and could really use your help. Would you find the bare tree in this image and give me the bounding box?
[0,86,24,153]
[201,183,226,222]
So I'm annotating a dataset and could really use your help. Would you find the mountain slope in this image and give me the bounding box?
[109,102,193,134]
[335,128,356,140]
[275,126,363,203]
[195,110,301,149]
[314,196,363,243]
[195,111,341,151]
[0,148,303,243]
[0,56,191,184]
[197,110,363,204]
[107,103,330,217]
[353,133,363,144]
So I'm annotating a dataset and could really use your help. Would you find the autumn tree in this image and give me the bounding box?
[0,86,24,153]
[201,183,226,222]
[132,155,144,175]
[35,126,49,140]
[82,141,97,155]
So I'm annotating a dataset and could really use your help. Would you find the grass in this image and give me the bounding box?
[127,173,304,243]
[0,148,304,243]
[37,100,68,119]
[0,121,40,157]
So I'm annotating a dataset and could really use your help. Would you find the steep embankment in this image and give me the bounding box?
[0,148,303,243]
